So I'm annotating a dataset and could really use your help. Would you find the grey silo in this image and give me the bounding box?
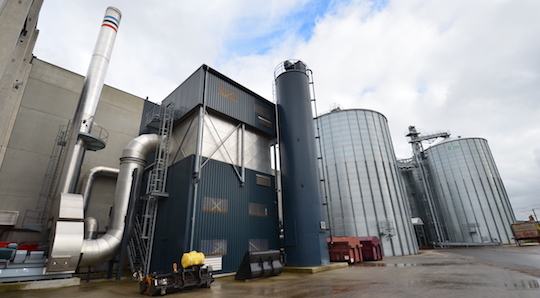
[317,109,418,256]
[424,137,516,244]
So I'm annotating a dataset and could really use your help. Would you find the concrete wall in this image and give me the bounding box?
[0,0,42,172]
[0,58,145,241]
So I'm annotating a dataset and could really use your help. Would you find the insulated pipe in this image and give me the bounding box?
[79,166,119,211]
[57,7,122,195]
[78,134,159,267]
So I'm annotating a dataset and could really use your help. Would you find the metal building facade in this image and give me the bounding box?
[317,109,418,256]
[425,137,515,244]
[149,65,279,274]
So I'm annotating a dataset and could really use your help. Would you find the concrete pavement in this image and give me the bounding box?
[2,244,540,297]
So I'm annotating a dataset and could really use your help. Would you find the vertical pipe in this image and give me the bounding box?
[241,123,245,185]
[57,7,121,195]
[189,68,208,251]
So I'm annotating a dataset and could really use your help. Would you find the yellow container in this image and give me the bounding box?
[181,251,205,268]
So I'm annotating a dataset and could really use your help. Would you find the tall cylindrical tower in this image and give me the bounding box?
[425,137,516,244]
[317,109,418,256]
[57,6,122,194]
[275,60,329,267]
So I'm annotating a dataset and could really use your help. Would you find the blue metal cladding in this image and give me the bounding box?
[162,65,275,137]
[275,60,330,267]
[425,138,516,244]
[317,109,418,256]
[150,157,193,272]
[193,157,279,273]
[162,67,205,119]
[150,155,279,274]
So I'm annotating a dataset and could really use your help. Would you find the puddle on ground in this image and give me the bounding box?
[356,262,464,267]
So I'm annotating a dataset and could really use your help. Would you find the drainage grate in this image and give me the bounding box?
[505,280,540,290]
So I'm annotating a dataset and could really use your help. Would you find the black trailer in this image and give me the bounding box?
[139,264,214,296]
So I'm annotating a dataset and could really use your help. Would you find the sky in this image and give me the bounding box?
[33,0,540,221]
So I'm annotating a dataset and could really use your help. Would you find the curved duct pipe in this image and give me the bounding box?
[79,166,119,212]
[78,134,159,267]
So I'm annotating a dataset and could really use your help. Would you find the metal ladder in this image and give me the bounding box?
[22,122,70,232]
[128,103,174,277]
[307,70,333,238]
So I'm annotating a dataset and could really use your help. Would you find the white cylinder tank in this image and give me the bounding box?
[317,109,418,256]
[424,137,516,245]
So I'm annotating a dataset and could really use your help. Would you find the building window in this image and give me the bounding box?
[218,83,238,102]
[203,197,228,213]
[249,239,269,252]
[249,203,267,217]
[201,239,227,255]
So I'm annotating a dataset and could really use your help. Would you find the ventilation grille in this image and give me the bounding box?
[256,174,271,187]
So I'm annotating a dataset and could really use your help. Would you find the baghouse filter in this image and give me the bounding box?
[317,109,418,256]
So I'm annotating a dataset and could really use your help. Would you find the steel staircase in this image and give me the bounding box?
[128,103,174,277]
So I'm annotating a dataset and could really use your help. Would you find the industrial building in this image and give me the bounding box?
[0,0,518,285]
[147,64,280,274]
[0,1,145,244]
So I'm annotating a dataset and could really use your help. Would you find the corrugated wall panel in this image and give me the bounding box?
[151,157,193,272]
[162,67,205,119]
[151,155,279,274]
[205,70,275,136]
[425,138,516,244]
[317,109,418,256]
[193,158,279,273]
[162,65,275,137]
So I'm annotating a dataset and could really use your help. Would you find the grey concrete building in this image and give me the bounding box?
[0,1,146,243]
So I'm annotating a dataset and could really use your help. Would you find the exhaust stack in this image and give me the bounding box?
[57,6,121,194]
[47,7,122,273]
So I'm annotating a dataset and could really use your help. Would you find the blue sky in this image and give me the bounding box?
[34,0,540,220]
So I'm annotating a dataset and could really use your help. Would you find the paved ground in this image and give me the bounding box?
[3,244,540,297]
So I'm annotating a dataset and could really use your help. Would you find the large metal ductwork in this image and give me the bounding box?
[79,166,119,212]
[78,134,160,267]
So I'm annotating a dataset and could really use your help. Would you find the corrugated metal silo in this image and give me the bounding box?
[317,109,418,256]
[275,60,329,267]
[424,137,516,244]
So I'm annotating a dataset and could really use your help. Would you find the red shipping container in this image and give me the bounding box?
[327,237,363,264]
[358,236,383,261]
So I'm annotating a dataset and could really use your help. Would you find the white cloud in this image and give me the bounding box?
[33,0,540,220]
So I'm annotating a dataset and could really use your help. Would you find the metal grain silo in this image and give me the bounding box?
[275,60,329,267]
[317,109,418,256]
[425,137,515,245]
